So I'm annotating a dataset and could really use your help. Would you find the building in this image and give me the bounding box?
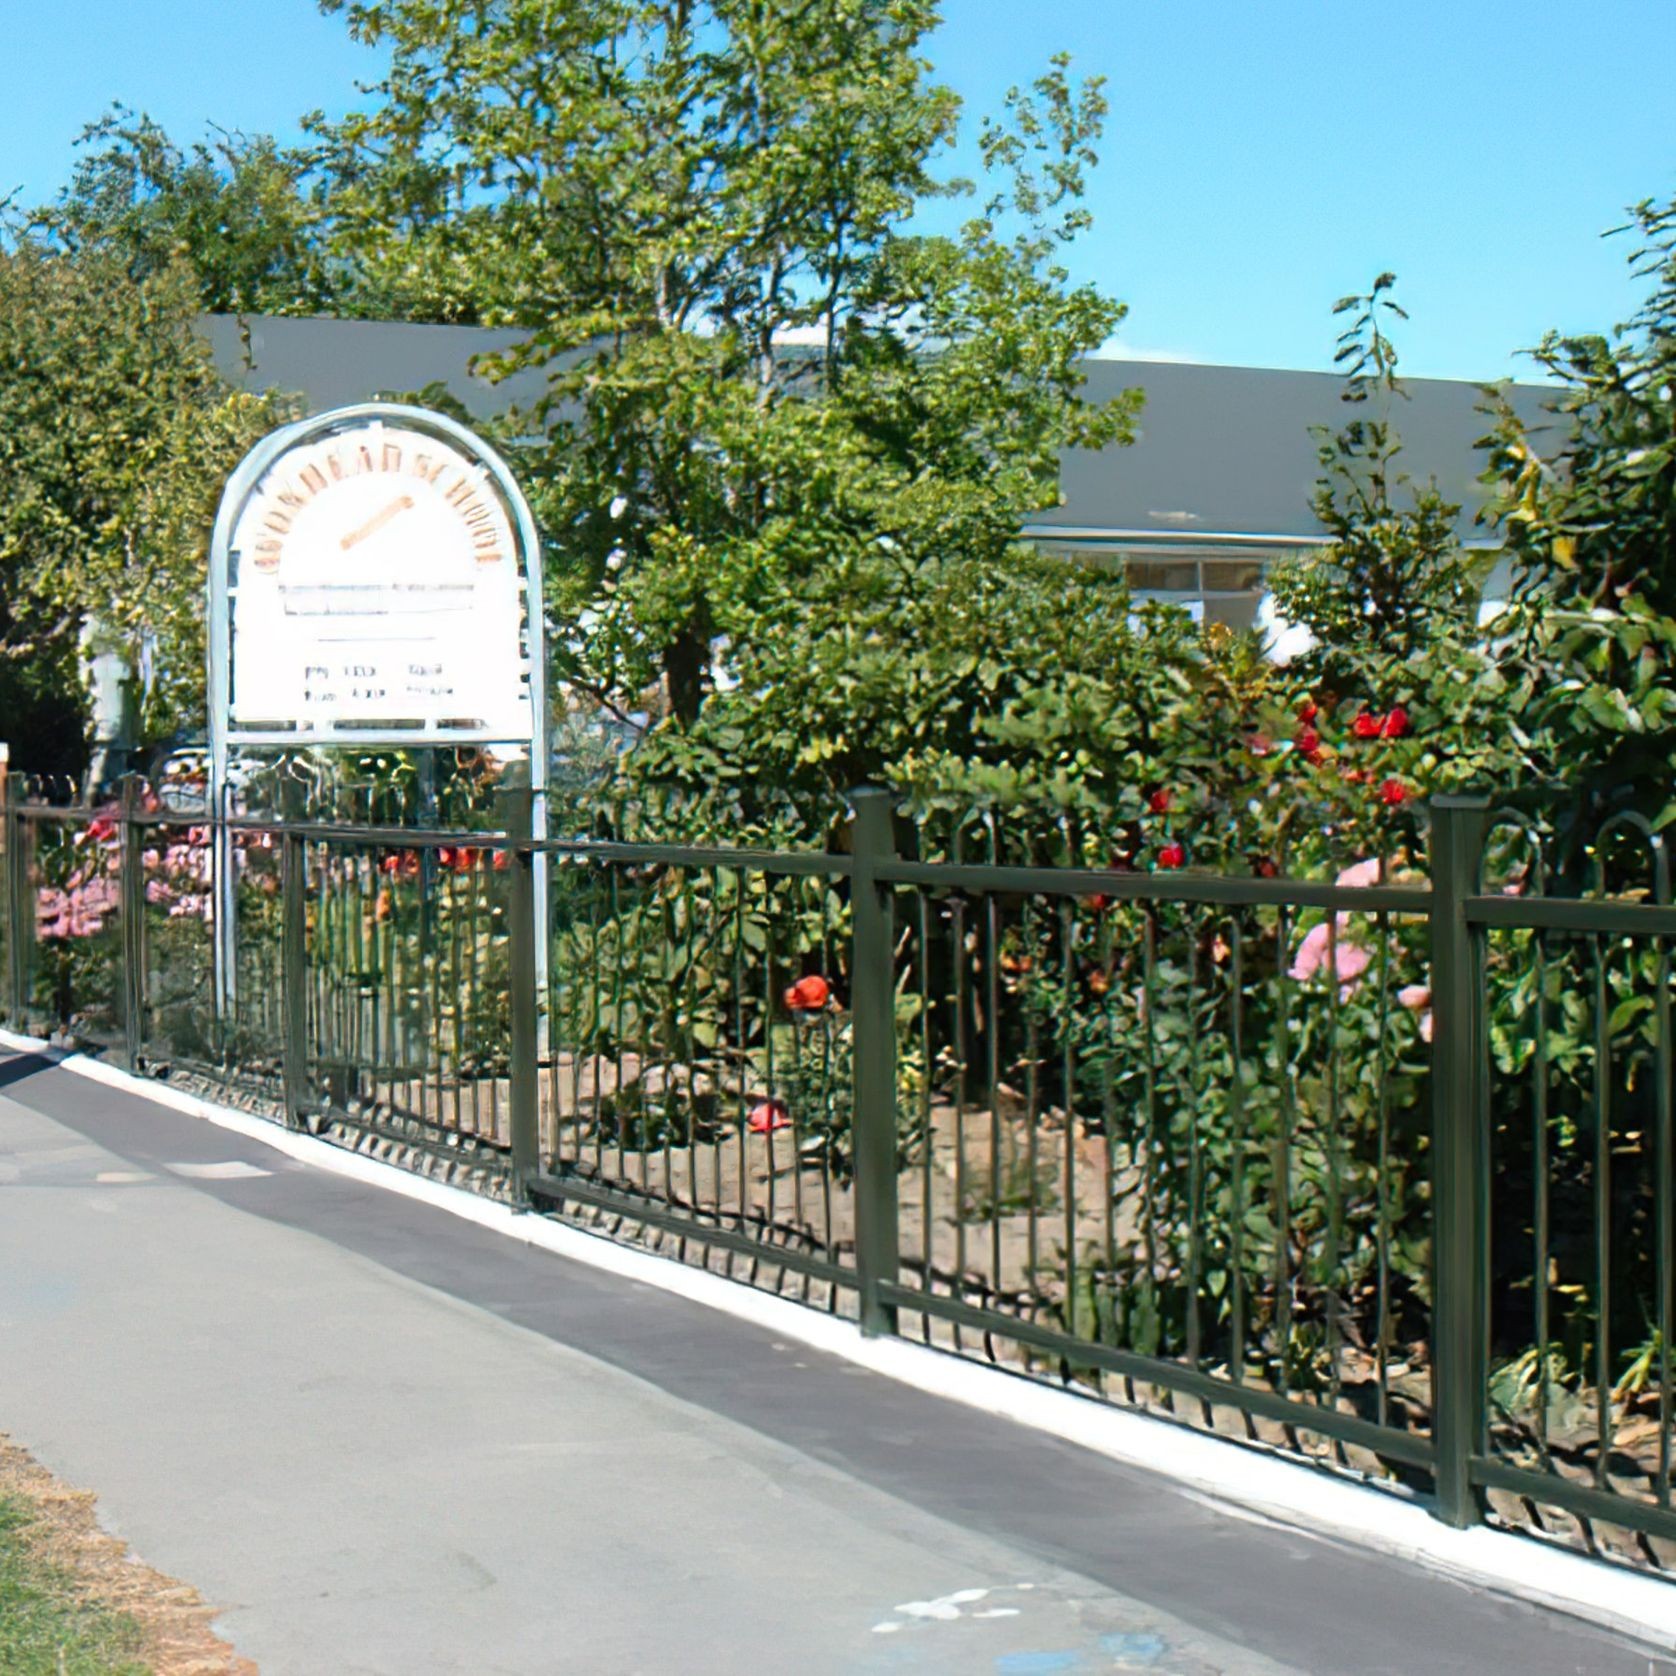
[204,314,1558,635]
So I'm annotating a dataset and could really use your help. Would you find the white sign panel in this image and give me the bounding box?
[227,418,528,738]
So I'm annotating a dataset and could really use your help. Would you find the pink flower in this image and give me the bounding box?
[1335,858,1383,889]
[747,1100,791,1134]
[1398,984,1434,1042]
[1290,918,1372,986]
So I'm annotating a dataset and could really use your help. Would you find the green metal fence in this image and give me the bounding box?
[2,771,1673,1569]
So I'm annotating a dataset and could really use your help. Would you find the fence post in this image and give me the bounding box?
[501,784,540,1207]
[119,776,146,1071]
[1429,792,1493,1528]
[849,787,901,1338]
[280,779,310,1129]
[5,773,30,1031]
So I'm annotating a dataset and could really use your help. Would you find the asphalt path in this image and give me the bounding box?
[0,1049,1667,1676]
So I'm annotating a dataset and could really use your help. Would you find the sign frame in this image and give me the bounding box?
[206,402,550,1021]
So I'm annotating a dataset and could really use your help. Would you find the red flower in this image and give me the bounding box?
[1297,699,1319,724]
[85,817,118,844]
[491,848,512,871]
[1381,706,1411,739]
[1255,857,1280,879]
[784,974,831,1012]
[1352,711,1383,740]
[1157,842,1186,870]
[1148,789,1172,814]
[1378,778,1409,807]
[747,1099,791,1134]
[450,847,478,872]
[1295,725,1321,755]
[1086,893,1110,912]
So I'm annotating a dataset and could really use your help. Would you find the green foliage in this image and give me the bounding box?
[1479,191,1676,830]
[27,106,338,316]
[313,1,1134,729]
[0,239,293,768]
[1271,274,1490,682]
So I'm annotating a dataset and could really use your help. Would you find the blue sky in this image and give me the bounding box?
[3,1,1672,382]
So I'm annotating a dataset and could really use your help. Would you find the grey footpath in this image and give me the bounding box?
[0,1049,1667,1676]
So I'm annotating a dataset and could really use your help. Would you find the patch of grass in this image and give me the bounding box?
[0,1495,151,1675]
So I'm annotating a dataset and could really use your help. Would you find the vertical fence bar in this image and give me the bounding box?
[281,779,310,1130]
[503,785,540,1207]
[850,787,900,1338]
[4,773,26,1027]
[119,776,145,1071]
[1429,793,1492,1528]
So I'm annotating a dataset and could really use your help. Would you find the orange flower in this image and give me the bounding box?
[783,974,831,1012]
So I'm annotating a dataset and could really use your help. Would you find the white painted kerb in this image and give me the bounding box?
[3,1026,1673,1653]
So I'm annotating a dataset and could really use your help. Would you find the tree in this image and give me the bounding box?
[1268,274,1486,687]
[26,106,339,317]
[1481,193,1676,828]
[0,239,291,771]
[313,1,1136,730]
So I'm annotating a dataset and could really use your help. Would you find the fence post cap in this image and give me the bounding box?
[1429,792,1495,811]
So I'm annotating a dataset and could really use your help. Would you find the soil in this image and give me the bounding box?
[0,1433,255,1676]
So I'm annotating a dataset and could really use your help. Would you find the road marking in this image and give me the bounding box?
[95,1171,152,1184]
[165,1161,272,1180]
[895,1588,990,1621]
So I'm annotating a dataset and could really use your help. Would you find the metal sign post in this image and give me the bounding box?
[205,403,550,1037]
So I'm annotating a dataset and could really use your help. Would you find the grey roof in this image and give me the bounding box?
[200,313,553,420]
[1039,358,1559,547]
[202,314,1561,544]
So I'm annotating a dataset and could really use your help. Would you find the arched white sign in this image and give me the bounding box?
[206,403,549,1015]
[210,404,544,747]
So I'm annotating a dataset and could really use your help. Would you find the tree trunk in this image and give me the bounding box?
[664,628,709,727]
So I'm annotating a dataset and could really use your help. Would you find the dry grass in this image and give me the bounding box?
[0,1433,255,1676]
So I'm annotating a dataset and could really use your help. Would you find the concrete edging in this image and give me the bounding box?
[4,1026,1674,1652]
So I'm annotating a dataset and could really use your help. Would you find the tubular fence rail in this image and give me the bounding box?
[2,770,1674,1573]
